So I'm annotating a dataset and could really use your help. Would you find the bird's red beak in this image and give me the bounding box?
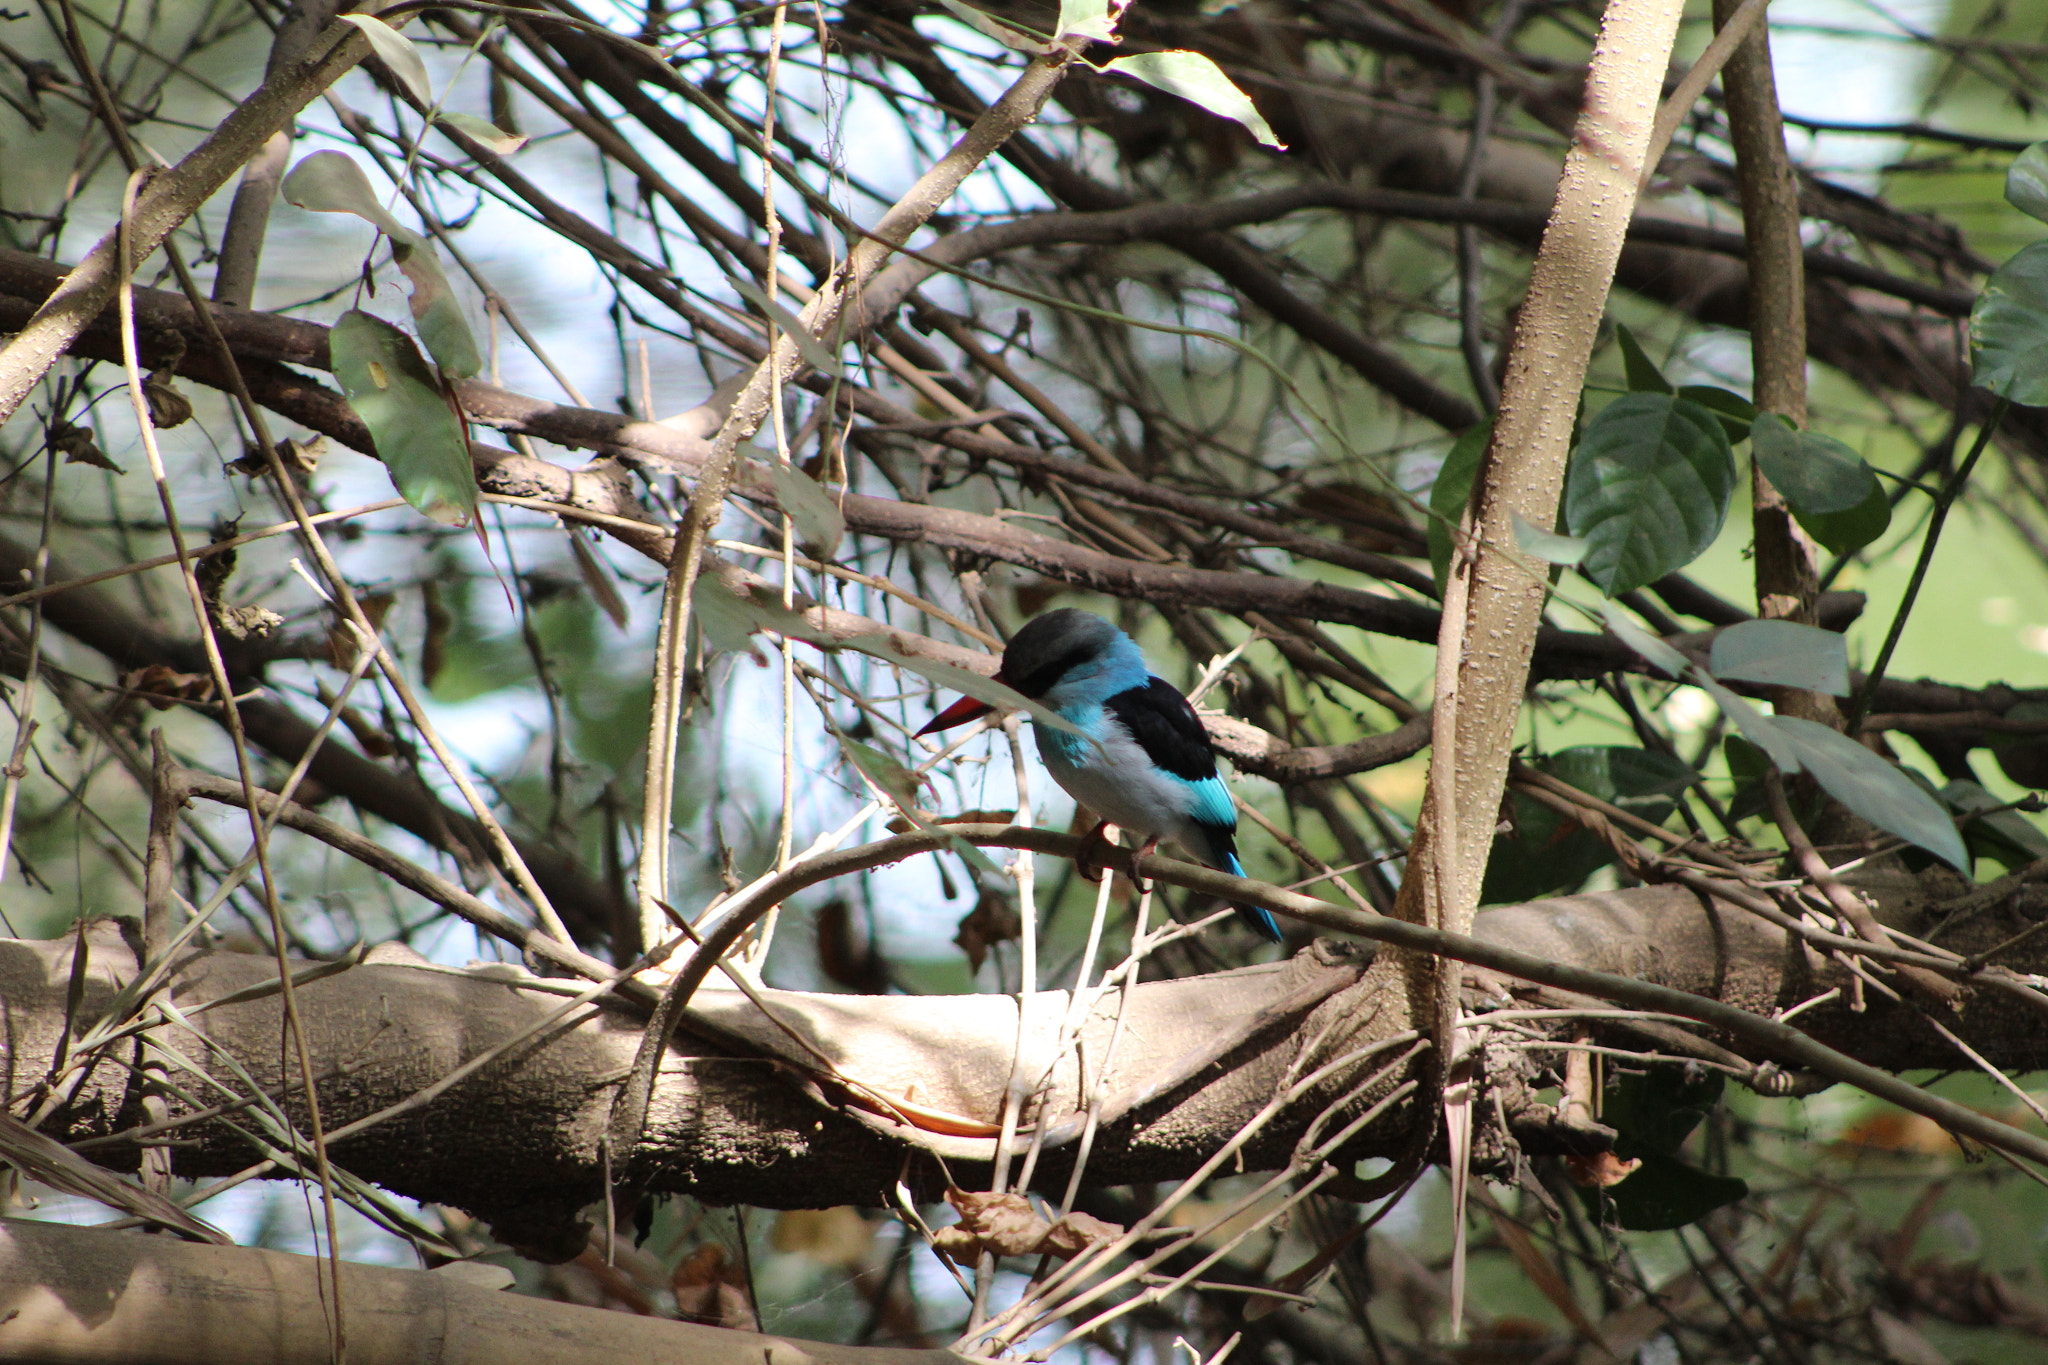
[915,677,1003,737]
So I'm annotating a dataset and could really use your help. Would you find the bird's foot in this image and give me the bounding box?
[1124,838,1158,893]
[1074,824,1157,892]
[1074,821,1115,884]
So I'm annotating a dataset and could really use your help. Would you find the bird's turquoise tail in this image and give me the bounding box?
[1223,852,1282,942]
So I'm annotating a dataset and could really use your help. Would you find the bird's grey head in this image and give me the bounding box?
[1001,609,1144,700]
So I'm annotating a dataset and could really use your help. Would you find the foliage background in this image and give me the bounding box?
[3,0,2048,1357]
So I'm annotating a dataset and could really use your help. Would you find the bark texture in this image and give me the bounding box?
[6,865,2045,1257]
[0,1216,969,1365]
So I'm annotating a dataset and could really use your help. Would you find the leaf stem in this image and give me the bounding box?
[1845,394,2009,733]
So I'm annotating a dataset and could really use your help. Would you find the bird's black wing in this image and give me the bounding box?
[1103,677,1219,781]
[1107,678,1276,940]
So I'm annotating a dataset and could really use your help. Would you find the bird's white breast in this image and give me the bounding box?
[1034,712,1197,848]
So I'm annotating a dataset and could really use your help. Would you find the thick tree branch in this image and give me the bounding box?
[1715,0,1840,746]
[0,1218,971,1365]
[5,852,2045,1228]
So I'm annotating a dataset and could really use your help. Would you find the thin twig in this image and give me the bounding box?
[1764,771,1962,1005]
[1846,396,2009,732]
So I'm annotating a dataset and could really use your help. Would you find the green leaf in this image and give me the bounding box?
[1696,677,1804,773]
[2006,141,2048,225]
[327,310,475,527]
[338,13,432,109]
[1796,478,1892,556]
[1942,779,2048,873]
[283,150,415,242]
[1613,323,1673,394]
[1723,733,1770,821]
[1597,1153,1750,1232]
[1056,0,1126,42]
[1751,413,1887,547]
[1971,241,2048,405]
[727,275,848,379]
[840,737,923,811]
[1591,1068,1747,1231]
[284,153,481,378]
[934,0,1054,52]
[758,457,846,559]
[1760,715,1971,872]
[1606,1065,1724,1156]
[1600,599,1691,680]
[439,111,528,155]
[1708,619,1850,696]
[1428,422,1492,592]
[840,738,1004,876]
[839,634,1087,741]
[692,573,786,658]
[1565,393,1736,596]
[1723,733,1769,785]
[1554,747,1697,820]
[1482,747,1696,904]
[1099,51,1286,150]
[1676,385,1756,444]
[390,242,482,379]
[1510,511,1587,566]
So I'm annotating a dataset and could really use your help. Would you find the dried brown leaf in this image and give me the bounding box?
[121,665,214,711]
[1036,1210,1122,1260]
[946,1189,1050,1259]
[50,421,119,472]
[953,891,1021,974]
[143,369,193,428]
[815,899,888,993]
[671,1243,758,1331]
[215,605,283,641]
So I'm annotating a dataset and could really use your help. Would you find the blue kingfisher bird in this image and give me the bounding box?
[916,608,1282,942]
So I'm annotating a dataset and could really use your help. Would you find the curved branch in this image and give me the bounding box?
[1207,709,1435,783]
[0,11,378,424]
[868,16,1485,431]
[857,186,1974,334]
[2,261,2039,769]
